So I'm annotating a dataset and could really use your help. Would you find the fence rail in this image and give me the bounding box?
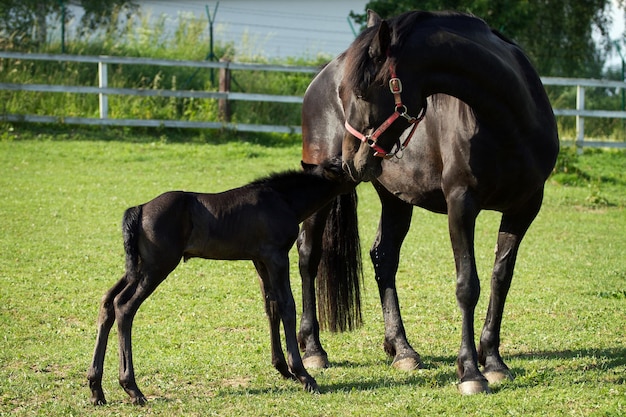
[1,51,625,148]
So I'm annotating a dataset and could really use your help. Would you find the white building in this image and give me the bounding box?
[134,0,368,59]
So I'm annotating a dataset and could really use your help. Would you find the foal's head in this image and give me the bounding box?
[303,156,357,193]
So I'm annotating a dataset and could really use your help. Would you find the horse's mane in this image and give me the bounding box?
[343,10,490,95]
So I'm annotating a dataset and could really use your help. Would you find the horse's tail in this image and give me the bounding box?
[122,205,142,281]
[317,189,363,332]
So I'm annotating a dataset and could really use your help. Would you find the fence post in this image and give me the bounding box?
[98,61,108,119]
[219,59,231,122]
[576,84,585,153]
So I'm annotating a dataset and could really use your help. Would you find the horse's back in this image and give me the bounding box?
[378,93,556,213]
[302,59,346,165]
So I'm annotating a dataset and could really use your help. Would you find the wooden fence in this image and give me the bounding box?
[0,51,625,149]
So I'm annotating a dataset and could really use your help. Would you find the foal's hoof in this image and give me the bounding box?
[90,396,107,406]
[484,370,514,385]
[302,354,329,369]
[131,395,148,406]
[457,379,491,395]
[304,379,320,394]
[391,355,422,371]
[89,386,107,406]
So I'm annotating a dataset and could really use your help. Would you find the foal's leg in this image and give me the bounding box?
[87,276,129,405]
[258,257,319,393]
[478,189,544,384]
[296,205,332,369]
[254,260,294,380]
[445,187,487,394]
[371,182,422,371]
[114,273,165,405]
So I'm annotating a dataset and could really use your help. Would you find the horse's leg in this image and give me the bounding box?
[478,189,544,385]
[254,260,294,380]
[371,182,422,371]
[87,275,129,405]
[296,205,331,369]
[261,256,319,393]
[446,187,488,394]
[114,273,165,405]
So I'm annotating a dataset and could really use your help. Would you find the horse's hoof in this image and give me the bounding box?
[302,354,329,369]
[484,370,513,385]
[391,356,422,371]
[457,379,491,395]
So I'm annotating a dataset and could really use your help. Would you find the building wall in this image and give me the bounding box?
[136,0,367,59]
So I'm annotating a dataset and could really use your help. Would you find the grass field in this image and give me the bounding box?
[0,127,624,416]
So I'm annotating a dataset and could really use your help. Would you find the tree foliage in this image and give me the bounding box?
[350,0,617,77]
[0,0,137,50]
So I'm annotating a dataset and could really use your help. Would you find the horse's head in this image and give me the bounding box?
[340,11,426,182]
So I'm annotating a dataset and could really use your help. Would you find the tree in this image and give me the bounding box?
[350,0,617,77]
[0,0,137,50]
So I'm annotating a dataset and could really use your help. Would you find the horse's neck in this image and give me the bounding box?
[406,30,542,129]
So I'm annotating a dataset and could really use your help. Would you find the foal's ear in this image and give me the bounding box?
[368,20,390,62]
[366,10,382,28]
[301,160,317,172]
[321,158,345,181]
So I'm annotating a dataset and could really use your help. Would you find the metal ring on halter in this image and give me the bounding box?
[395,104,408,115]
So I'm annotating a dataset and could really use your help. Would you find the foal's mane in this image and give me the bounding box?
[247,170,331,194]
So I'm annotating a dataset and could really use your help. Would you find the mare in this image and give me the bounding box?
[87,159,355,405]
[297,10,559,394]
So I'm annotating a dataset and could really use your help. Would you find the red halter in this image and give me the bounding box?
[344,62,427,159]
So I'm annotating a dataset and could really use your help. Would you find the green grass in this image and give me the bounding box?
[0,127,624,416]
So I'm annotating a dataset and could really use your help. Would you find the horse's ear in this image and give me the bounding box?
[368,20,390,62]
[366,10,382,28]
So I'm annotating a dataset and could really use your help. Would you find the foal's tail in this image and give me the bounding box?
[122,205,142,281]
[317,190,363,332]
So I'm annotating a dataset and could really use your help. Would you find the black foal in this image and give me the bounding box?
[87,159,355,405]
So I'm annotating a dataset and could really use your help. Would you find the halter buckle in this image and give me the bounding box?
[389,77,402,94]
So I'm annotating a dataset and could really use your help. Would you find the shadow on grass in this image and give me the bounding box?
[508,346,626,387]
[222,346,626,395]
[209,356,459,397]
[99,346,624,405]
[2,123,302,148]
[509,346,626,367]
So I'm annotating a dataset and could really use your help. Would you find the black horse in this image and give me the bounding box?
[87,159,355,405]
[297,10,559,394]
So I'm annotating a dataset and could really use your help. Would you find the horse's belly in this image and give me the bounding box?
[378,156,448,213]
[385,185,448,213]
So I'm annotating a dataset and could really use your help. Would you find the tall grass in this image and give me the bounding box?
[0,12,330,127]
[2,11,626,140]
